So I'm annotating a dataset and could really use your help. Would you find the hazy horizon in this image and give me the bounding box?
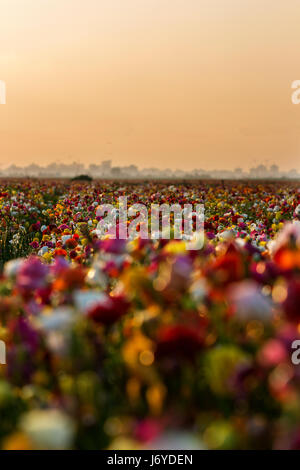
[1,0,300,170]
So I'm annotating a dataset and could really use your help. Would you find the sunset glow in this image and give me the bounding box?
[0,0,300,170]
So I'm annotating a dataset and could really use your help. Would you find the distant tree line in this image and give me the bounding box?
[0,160,299,180]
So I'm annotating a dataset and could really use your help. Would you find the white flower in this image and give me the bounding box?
[228,280,273,322]
[86,266,107,287]
[20,409,75,450]
[38,307,75,331]
[235,238,246,248]
[38,246,48,256]
[74,290,106,313]
[61,235,71,244]
[269,221,300,255]
[190,279,207,302]
[3,258,25,278]
[218,230,235,241]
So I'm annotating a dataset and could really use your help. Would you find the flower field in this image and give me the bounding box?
[0,179,300,449]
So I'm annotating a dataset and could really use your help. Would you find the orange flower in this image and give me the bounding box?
[54,265,86,291]
[274,247,300,271]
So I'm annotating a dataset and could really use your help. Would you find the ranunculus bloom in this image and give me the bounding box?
[29,241,39,249]
[134,419,163,443]
[58,224,70,231]
[273,247,300,272]
[8,316,39,351]
[155,324,204,362]
[50,256,69,275]
[87,294,130,325]
[19,409,75,450]
[17,257,48,291]
[6,317,41,383]
[101,238,126,254]
[258,339,288,367]
[65,238,78,249]
[31,221,41,231]
[206,244,244,286]
[227,280,273,322]
[54,266,86,291]
[54,248,67,257]
[282,280,300,322]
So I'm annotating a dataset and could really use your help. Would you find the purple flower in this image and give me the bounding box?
[17,257,48,291]
[51,256,69,276]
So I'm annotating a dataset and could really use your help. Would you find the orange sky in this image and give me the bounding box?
[0,0,300,170]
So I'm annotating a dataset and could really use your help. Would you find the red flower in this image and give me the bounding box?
[206,245,244,286]
[30,221,41,232]
[54,248,67,257]
[155,324,204,362]
[282,280,300,322]
[88,295,130,325]
[69,249,77,259]
[65,238,78,249]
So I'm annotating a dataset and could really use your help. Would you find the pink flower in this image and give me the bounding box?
[258,340,288,367]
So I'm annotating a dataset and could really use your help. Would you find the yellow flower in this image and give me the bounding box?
[146,383,166,415]
[43,252,53,262]
[123,332,153,368]
[163,240,187,254]
[81,238,88,246]
[123,332,157,383]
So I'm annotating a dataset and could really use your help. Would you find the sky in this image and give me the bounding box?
[0,0,300,171]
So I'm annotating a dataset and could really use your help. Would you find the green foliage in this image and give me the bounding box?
[71,174,93,182]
